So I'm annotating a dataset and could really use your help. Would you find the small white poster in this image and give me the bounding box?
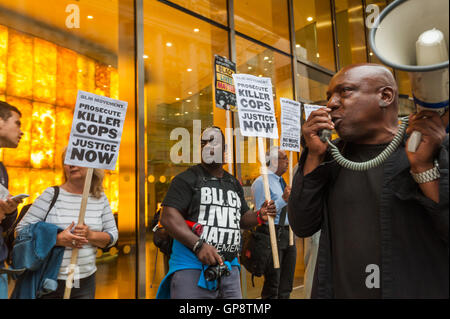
[304,103,325,121]
[280,98,301,152]
[64,90,128,170]
[232,73,278,139]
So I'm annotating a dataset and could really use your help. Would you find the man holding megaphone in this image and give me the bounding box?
[288,63,448,299]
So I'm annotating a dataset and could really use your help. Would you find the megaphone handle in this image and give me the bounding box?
[407,130,422,153]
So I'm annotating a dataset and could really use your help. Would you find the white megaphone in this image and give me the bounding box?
[369,0,449,152]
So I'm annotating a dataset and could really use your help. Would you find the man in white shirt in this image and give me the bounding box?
[251,146,297,299]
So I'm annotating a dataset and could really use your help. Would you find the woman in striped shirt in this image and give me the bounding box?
[16,161,118,299]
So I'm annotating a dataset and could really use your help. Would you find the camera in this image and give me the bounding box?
[204,254,231,281]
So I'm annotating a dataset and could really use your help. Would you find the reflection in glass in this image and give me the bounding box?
[335,0,367,68]
[234,0,290,53]
[235,37,305,299]
[168,0,228,26]
[6,30,33,99]
[293,0,335,71]
[31,102,55,169]
[0,0,133,298]
[144,0,229,298]
[364,0,388,64]
[56,47,78,107]
[236,36,293,183]
[0,25,7,93]
[296,63,331,103]
[33,38,57,104]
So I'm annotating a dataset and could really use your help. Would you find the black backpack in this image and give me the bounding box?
[240,206,288,284]
[4,186,59,266]
[150,207,173,256]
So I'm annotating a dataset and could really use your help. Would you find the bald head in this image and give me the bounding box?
[337,64,398,98]
[326,63,400,144]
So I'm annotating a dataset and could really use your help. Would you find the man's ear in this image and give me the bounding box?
[378,86,395,107]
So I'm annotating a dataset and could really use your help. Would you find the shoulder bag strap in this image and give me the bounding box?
[186,165,205,217]
[44,186,60,222]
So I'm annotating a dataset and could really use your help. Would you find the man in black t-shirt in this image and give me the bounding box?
[159,126,276,299]
[0,101,24,298]
[289,64,449,298]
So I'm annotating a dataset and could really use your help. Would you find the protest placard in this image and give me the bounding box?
[280,98,301,153]
[214,55,236,174]
[304,103,325,121]
[63,90,127,299]
[280,98,301,246]
[64,90,128,170]
[233,73,280,268]
[214,55,236,111]
[232,74,278,139]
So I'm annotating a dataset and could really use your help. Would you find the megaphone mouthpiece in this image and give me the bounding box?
[369,0,449,153]
[416,28,448,66]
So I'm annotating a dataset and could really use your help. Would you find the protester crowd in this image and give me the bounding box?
[0,63,448,299]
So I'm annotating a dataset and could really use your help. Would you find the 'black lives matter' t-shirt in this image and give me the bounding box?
[162,165,250,261]
[328,143,386,299]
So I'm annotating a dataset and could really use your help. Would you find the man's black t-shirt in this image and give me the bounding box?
[328,143,386,298]
[162,164,250,261]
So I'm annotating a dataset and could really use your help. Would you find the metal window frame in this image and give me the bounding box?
[133,0,351,299]
[135,0,147,299]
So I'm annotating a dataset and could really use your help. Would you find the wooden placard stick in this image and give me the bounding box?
[63,167,94,299]
[288,151,294,246]
[257,137,280,269]
[225,110,233,175]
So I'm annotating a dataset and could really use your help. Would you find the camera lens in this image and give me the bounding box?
[205,266,219,281]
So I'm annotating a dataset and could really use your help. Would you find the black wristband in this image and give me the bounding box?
[192,238,205,254]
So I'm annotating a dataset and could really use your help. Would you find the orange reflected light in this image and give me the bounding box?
[0,25,8,94]
[1,24,120,216]
[7,30,33,99]
[33,38,57,104]
[56,47,78,107]
[31,102,55,169]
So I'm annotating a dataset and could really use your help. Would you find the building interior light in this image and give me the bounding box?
[307,17,313,22]
[193,28,200,32]
[0,26,119,213]
[87,15,94,20]
[166,42,172,47]
[187,68,192,72]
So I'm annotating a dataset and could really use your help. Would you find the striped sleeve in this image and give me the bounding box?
[16,187,56,234]
[101,194,118,247]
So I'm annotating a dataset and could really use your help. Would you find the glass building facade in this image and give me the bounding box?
[2,0,414,298]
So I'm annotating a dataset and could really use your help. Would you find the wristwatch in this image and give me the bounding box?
[410,159,440,184]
